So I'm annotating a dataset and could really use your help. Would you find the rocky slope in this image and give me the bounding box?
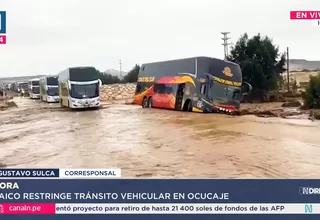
[100,83,136,102]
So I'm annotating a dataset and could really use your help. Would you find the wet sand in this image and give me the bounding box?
[0,97,320,178]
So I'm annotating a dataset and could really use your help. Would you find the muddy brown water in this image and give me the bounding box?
[0,97,320,178]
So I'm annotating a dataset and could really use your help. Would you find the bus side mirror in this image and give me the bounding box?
[99,79,102,88]
[242,82,252,96]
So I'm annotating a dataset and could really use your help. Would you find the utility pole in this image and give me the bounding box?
[286,47,290,92]
[119,60,122,79]
[221,32,231,60]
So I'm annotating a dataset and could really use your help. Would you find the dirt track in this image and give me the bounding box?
[1,97,320,178]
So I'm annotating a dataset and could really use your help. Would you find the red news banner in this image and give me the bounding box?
[0,35,6,44]
[290,11,320,20]
[0,203,56,214]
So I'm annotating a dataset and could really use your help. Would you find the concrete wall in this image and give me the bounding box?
[100,83,136,101]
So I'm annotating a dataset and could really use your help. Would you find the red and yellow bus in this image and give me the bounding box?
[133,56,251,114]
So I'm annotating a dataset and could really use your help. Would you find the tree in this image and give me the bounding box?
[97,70,121,85]
[228,33,286,101]
[122,64,140,83]
[302,73,320,109]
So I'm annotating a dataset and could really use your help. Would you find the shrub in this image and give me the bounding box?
[302,73,320,109]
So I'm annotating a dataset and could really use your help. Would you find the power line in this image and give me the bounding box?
[221,32,231,60]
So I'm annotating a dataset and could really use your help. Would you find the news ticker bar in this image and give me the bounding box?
[0,203,318,214]
[0,169,121,178]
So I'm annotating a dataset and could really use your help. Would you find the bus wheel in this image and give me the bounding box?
[148,97,153,108]
[142,97,148,108]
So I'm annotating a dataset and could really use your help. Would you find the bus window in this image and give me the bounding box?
[200,84,207,95]
[165,87,173,94]
[154,84,175,94]
[154,84,165,94]
[135,84,141,94]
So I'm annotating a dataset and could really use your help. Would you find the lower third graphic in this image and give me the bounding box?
[305,204,313,213]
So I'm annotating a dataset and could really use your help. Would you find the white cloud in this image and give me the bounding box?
[0,0,319,77]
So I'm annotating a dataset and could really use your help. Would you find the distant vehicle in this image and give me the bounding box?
[39,76,59,103]
[58,67,102,109]
[10,82,18,92]
[133,56,252,114]
[17,82,28,95]
[28,78,40,99]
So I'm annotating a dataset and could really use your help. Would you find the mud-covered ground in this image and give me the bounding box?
[1,97,320,178]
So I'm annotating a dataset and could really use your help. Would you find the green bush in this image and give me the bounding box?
[228,33,286,102]
[302,73,320,109]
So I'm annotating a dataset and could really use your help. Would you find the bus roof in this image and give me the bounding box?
[68,66,96,70]
[139,56,242,82]
[141,56,239,67]
[29,78,40,81]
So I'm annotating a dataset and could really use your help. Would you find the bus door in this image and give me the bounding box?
[199,76,213,102]
[175,83,185,110]
[200,82,209,100]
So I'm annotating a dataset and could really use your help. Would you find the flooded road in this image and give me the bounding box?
[1,97,320,178]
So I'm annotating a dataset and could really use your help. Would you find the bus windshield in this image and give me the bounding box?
[20,83,28,90]
[47,87,59,96]
[32,86,40,94]
[47,77,58,86]
[209,81,241,102]
[70,83,99,99]
[31,81,39,86]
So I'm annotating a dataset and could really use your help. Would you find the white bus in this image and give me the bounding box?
[28,78,40,99]
[17,82,28,95]
[39,76,59,103]
[58,67,102,109]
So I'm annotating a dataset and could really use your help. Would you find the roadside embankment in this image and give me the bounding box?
[100,83,136,104]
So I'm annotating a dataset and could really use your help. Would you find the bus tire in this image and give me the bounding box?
[142,97,148,108]
[183,99,192,112]
[148,97,153,108]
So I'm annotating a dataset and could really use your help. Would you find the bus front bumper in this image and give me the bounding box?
[69,98,100,109]
[47,96,60,103]
[200,99,239,115]
[30,94,40,99]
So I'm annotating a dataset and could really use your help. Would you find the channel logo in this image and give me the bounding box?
[0,11,6,34]
[0,11,6,44]
[299,187,320,195]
